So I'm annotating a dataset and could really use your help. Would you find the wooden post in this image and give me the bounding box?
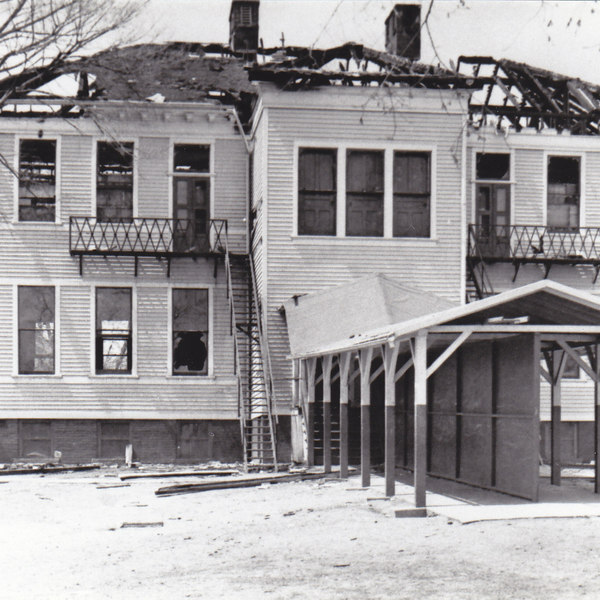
[360,347,374,488]
[339,352,351,479]
[305,358,317,468]
[413,332,428,508]
[384,341,400,497]
[595,344,600,494]
[551,350,566,486]
[322,355,333,474]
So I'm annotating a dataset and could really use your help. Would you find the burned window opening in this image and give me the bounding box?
[547,156,580,231]
[18,286,55,374]
[97,141,134,222]
[298,148,336,236]
[18,139,56,222]
[96,288,132,374]
[393,151,431,238]
[173,289,208,376]
[476,153,510,181]
[346,150,384,237]
[173,144,210,173]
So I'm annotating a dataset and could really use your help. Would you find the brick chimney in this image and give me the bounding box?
[385,4,421,61]
[229,0,260,54]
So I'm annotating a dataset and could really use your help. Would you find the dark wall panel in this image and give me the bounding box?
[429,414,455,477]
[461,341,492,414]
[460,416,492,486]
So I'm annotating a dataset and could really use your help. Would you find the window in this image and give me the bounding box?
[562,355,581,380]
[18,139,56,222]
[346,150,384,236]
[476,153,510,181]
[298,148,336,235]
[18,286,55,374]
[173,289,208,375]
[96,141,134,221]
[547,156,579,230]
[96,288,132,374]
[393,152,431,237]
[173,144,210,173]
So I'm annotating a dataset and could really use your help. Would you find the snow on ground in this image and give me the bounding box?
[2,467,600,599]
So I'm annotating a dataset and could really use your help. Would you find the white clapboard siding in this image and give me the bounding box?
[60,285,91,374]
[138,137,170,218]
[514,149,545,225]
[585,151,600,226]
[260,99,466,412]
[61,135,94,218]
[136,286,168,376]
[0,133,15,221]
[0,286,12,376]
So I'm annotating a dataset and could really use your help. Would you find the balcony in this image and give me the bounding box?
[70,217,229,275]
[468,224,600,281]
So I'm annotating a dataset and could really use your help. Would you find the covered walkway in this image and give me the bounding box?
[284,276,600,507]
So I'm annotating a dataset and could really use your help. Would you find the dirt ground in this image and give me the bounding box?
[2,466,600,600]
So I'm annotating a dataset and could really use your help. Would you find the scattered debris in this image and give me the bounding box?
[333,564,351,568]
[120,469,238,481]
[120,522,164,529]
[0,463,101,476]
[96,483,131,489]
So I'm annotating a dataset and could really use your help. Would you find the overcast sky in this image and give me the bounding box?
[127,1,600,83]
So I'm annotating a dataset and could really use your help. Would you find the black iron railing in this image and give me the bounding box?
[70,217,228,256]
[468,224,600,263]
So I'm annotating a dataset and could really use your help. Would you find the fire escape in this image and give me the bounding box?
[69,216,277,469]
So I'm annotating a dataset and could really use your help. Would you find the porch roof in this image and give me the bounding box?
[285,278,600,359]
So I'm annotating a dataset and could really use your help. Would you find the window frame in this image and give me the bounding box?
[92,285,135,376]
[14,135,61,225]
[168,284,213,377]
[16,285,56,376]
[293,141,436,240]
[92,138,138,220]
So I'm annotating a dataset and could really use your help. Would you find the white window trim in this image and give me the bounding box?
[168,139,215,222]
[91,284,137,377]
[543,150,586,228]
[13,283,61,377]
[92,138,139,219]
[168,283,214,378]
[293,140,437,240]
[14,135,61,225]
[470,149,515,228]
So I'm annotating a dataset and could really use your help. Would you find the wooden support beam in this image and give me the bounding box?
[551,351,563,487]
[556,340,599,382]
[394,357,413,383]
[426,331,472,379]
[322,355,333,474]
[305,358,317,468]
[540,367,552,384]
[369,362,385,384]
[339,352,351,479]
[413,332,428,508]
[593,344,600,494]
[360,347,374,488]
[384,342,400,497]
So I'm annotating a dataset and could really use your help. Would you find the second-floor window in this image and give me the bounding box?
[298,148,336,236]
[172,288,208,376]
[97,141,134,221]
[18,286,55,374]
[346,150,384,236]
[18,139,56,222]
[96,287,132,374]
[393,152,431,237]
[547,156,580,230]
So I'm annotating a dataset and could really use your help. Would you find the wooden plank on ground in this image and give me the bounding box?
[120,469,238,481]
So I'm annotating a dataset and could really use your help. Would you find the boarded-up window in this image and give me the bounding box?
[173,289,208,375]
[19,139,56,222]
[346,150,384,236]
[97,142,134,221]
[548,156,579,230]
[173,144,210,173]
[96,288,132,374]
[99,422,130,458]
[18,286,55,374]
[393,152,431,237]
[298,148,336,235]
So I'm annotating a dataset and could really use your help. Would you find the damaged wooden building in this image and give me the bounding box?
[2,1,600,504]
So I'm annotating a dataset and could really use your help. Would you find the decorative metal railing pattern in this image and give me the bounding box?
[468,224,600,263]
[70,217,228,256]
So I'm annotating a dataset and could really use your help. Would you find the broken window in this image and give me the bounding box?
[547,156,580,230]
[96,141,134,221]
[18,286,55,374]
[173,144,210,173]
[393,152,431,237]
[298,148,336,235]
[476,153,510,180]
[18,139,56,222]
[346,150,384,236]
[96,288,132,374]
[173,289,208,376]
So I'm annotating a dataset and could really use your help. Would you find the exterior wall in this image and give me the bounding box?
[468,127,600,422]
[0,103,248,428]
[256,84,469,414]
